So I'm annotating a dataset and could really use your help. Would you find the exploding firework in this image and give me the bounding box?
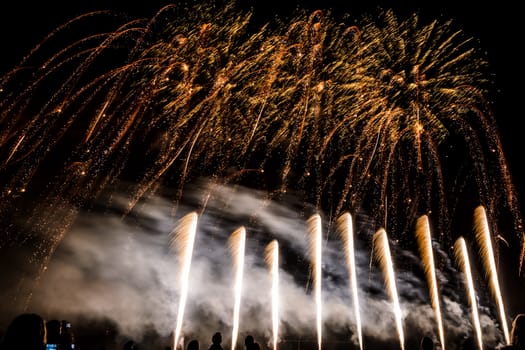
[0,0,523,327]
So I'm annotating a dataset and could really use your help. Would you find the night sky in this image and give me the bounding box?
[0,0,524,348]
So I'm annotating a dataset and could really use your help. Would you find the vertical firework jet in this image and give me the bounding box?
[170,212,199,350]
[265,240,280,350]
[373,228,405,350]
[473,206,510,344]
[336,213,363,350]
[415,215,445,350]
[229,227,246,350]
[307,214,323,350]
[455,237,483,350]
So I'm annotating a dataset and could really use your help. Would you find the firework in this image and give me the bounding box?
[336,212,363,350]
[265,240,280,350]
[454,237,484,350]
[0,0,523,324]
[169,211,198,350]
[373,228,405,350]
[228,226,246,350]
[474,206,510,344]
[307,214,323,350]
[416,215,445,350]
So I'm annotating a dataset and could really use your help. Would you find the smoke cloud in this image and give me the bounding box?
[19,180,507,350]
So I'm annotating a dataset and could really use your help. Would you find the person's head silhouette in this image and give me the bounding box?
[420,336,434,350]
[2,313,46,350]
[212,332,222,345]
[188,339,199,350]
[245,335,254,349]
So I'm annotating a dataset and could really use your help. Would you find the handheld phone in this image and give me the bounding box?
[46,344,58,350]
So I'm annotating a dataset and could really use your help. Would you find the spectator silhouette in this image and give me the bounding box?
[462,336,477,350]
[1,313,46,350]
[45,320,61,347]
[420,336,434,350]
[245,335,261,350]
[245,336,255,350]
[59,320,75,350]
[187,339,199,350]
[502,314,525,350]
[209,332,224,350]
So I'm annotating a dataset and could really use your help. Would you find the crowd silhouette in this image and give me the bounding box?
[1,312,524,350]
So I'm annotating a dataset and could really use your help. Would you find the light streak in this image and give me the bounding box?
[169,212,198,350]
[308,214,323,350]
[454,237,483,350]
[474,206,510,344]
[415,215,446,350]
[336,212,363,350]
[229,227,247,350]
[265,240,280,350]
[373,228,405,350]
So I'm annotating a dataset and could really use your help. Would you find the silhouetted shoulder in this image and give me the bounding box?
[187,339,199,350]
[1,313,46,350]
